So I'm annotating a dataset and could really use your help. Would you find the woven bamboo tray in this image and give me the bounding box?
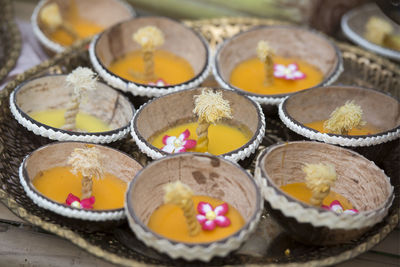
[0,18,399,266]
[0,0,21,84]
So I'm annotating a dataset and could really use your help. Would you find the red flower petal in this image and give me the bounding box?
[162,135,170,145]
[215,215,231,227]
[183,139,197,149]
[197,202,213,215]
[179,129,190,141]
[66,193,80,205]
[196,214,207,224]
[80,196,95,209]
[214,203,229,216]
[202,220,216,231]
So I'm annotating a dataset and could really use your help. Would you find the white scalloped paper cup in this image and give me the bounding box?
[255,141,394,245]
[89,16,211,98]
[10,75,135,144]
[213,25,343,107]
[20,142,142,222]
[125,153,263,261]
[130,87,265,163]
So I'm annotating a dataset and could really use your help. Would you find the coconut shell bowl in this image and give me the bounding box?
[125,153,263,261]
[278,85,400,183]
[90,16,211,98]
[131,87,265,163]
[255,141,394,246]
[10,74,135,144]
[213,25,343,108]
[20,141,142,227]
[32,0,135,54]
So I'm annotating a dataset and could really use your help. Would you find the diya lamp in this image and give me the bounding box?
[131,87,265,162]
[19,142,142,222]
[255,141,394,245]
[213,25,343,109]
[89,16,211,98]
[32,0,135,54]
[125,153,263,261]
[10,67,134,144]
[278,86,400,182]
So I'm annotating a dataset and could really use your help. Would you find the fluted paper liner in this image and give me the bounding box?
[90,16,211,97]
[255,141,394,245]
[131,87,265,162]
[213,25,343,105]
[125,153,263,261]
[10,75,134,143]
[20,142,142,221]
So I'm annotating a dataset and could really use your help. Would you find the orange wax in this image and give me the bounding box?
[150,122,252,155]
[33,166,126,210]
[148,195,245,243]
[280,182,354,209]
[108,50,195,85]
[46,1,104,46]
[230,56,323,95]
[304,120,380,135]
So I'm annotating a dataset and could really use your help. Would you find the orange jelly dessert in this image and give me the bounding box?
[150,122,252,155]
[230,56,323,95]
[33,166,126,210]
[46,1,104,46]
[304,120,380,135]
[108,50,195,85]
[148,195,245,243]
[280,182,354,210]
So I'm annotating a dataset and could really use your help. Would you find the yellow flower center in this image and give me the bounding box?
[71,201,81,209]
[205,210,216,220]
[173,139,183,148]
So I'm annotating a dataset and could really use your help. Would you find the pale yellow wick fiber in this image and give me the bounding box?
[68,147,104,180]
[323,100,366,135]
[40,3,63,30]
[133,26,165,50]
[193,89,232,124]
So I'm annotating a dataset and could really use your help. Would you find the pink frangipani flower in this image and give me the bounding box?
[322,200,358,214]
[65,193,95,209]
[196,201,231,231]
[274,63,306,80]
[161,129,197,153]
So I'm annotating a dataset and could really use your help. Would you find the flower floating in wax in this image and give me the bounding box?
[68,146,104,200]
[323,100,366,135]
[193,89,232,152]
[63,67,98,131]
[164,181,201,236]
[40,3,78,41]
[274,63,306,80]
[322,200,359,215]
[257,41,275,86]
[132,26,165,82]
[161,129,196,153]
[304,163,337,207]
[65,193,95,210]
[196,202,231,231]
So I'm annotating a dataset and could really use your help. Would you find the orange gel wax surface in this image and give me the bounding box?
[230,56,323,95]
[108,50,195,85]
[33,166,126,210]
[150,122,252,155]
[148,195,245,243]
[29,109,111,133]
[304,120,380,135]
[47,1,104,46]
[280,183,354,209]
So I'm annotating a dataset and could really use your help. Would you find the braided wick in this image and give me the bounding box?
[62,93,80,131]
[143,48,156,82]
[81,175,93,200]
[180,199,201,236]
[195,120,209,153]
